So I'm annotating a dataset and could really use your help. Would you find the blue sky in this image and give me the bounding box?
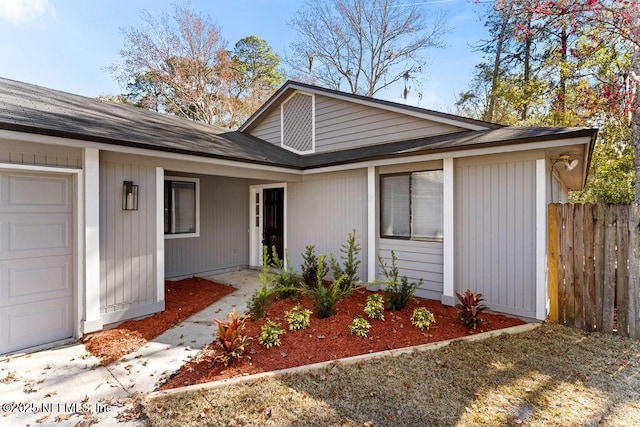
[0,0,492,113]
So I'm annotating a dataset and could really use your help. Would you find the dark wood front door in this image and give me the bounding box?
[263,188,284,261]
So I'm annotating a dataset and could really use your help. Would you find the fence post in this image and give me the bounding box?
[548,204,559,322]
[617,205,630,337]
[573,204,585,329]
[603,206,617,334]
[594,204,606,331]
[583,204,595,332]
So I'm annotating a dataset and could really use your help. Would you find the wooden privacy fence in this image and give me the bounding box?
[548,203,640,339]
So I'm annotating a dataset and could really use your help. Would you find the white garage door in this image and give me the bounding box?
[0,172,73,354]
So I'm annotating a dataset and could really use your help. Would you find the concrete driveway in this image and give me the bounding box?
[0,270,260,426]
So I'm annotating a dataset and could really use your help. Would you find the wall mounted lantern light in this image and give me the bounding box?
[122,181,139,211]
[558,154,579,171]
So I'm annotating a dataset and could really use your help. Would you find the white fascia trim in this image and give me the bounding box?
[535,159,547,321]
[283,83,490,131]
[156,167,165,304]
[280,91,316,154]
[301,136,593,175]
[163,175,201,239]
[442,158,455,300]
[367,166,376,282]
[0,129,302,176]
[82,148,102,334]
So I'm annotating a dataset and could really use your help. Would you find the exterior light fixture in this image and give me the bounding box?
[558,154,579,171]
[122,181,139,211]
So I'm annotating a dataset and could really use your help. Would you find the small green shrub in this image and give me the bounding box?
[377,251,422,310]
[270,249,302,301]
[329,229,362,295]
[301,245,325,288]
[307,255,347,318]
[258,320,285,348]
[349,317,371,338]
[456,289,487,330]
[411,307,435,330]
[247,246,276,319]
[285,306,312,331]
[363,294,385,320]
[214,310,249,366]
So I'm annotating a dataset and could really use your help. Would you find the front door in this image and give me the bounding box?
[262,188,284,261]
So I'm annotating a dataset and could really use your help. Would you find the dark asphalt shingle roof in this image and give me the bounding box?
[0,77,596,170]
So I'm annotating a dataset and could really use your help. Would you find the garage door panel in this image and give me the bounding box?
[0,174,72,213]
[0,214,72,259]
[0,256,71,308]
[0,297,72,354]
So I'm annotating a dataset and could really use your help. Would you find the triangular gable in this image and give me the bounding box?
[240,81,502,154]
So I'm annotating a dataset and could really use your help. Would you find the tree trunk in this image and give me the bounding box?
[521,15,532,122]
[487,2,513,123]
[633,48,640,203]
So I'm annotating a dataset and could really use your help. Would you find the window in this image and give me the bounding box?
[164,177,199,238]
[381,171,443,240]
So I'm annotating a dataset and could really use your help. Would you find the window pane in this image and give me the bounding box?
[381,175,410,237]
[172,182,196,233]
[412,171,443,239]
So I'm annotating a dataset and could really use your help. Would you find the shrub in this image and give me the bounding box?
[329,229,362,295]
[349,317,371,338]
[363,294,385,320]
[285,306,312,331]
[411,307,435,330]
[214,310,249,366]
[270,248,302,301]
[377,251,422,310]
[247,246,277,319]
[301,245,322,288]
[307,255,347,318]
[258,320,285,348]
[455,289,487,330]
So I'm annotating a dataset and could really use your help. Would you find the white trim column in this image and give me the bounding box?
[155,167,165,307]
[442,158,455,306]
[535,158,547,320]
[81,148,103,333]
[367,166,376,282]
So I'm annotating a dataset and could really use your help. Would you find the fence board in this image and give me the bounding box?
[573,204,585,329]
[629,204,640,339]
[550,203,640,340]
[583,204,595,332]
[602,206,617,334]
[617,205,629,337]
[594,204,606,331]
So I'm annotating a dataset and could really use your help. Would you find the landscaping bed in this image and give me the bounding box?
[160,288,524,390]
[83,277,235,365]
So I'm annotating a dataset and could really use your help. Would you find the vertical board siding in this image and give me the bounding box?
[0,140,81,168]
[99,160,157,317]
[313,95,464,153]
[549,203,640,339]
[287,171,368,280]
[455,159,537,318]
[164,175,251,278]
[378,239,444,300]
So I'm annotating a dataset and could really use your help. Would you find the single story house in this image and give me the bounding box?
[0,77,596,354]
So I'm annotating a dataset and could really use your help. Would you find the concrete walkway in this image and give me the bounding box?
[0,270,260,426]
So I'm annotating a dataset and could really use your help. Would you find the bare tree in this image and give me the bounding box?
[108,5,231,125]
[287,0,447,97]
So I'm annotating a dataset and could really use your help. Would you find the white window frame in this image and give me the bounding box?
[380,170,444,242]
[164,176,200,239]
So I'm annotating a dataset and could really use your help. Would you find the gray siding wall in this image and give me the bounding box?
[250,108,281,145]
[454,155,537,318]
[99,159,158,323]
[314,95,464,153]
[0,140,81,168]
[378,239,444,300]
[287,170,368,280]
[164,174,251,278]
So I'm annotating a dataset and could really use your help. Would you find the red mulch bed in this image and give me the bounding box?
[160,288,525,390]
[83,277,235,365]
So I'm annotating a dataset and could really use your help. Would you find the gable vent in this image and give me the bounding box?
[281,92,314,153]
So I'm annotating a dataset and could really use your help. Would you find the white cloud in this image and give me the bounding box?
[0,0,56,25]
